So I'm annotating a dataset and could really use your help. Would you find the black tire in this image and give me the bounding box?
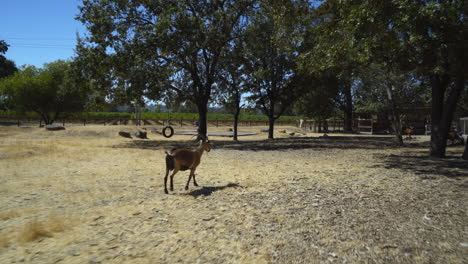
[162,126,174,138]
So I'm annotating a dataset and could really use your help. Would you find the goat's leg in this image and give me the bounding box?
[185,169,194,190]
[169,169,179,192]
[192,169,199,187]
[164,168,170,194]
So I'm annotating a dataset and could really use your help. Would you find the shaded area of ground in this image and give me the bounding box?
[114,136,405,152]
[375,152,468,178]
[175,130,258,137]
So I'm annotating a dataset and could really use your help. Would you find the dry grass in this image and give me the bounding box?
[17,220,53,243]
[0,125,467,263]
[0,210,20,221]
[2,214,69,244]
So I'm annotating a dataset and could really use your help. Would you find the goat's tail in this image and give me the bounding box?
[165,152,175,171]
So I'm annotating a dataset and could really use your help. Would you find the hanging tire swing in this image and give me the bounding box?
[162,126,174,138]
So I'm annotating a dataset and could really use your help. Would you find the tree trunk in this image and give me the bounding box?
[343,83,353,132]
[268,116,275,139]
[386,85,404,146]
[233,105,240,141]
[430,76,447,157]
[430,75,462,158]
[52,108,61,126]
[40,112,52,125]
[197,102,208,138]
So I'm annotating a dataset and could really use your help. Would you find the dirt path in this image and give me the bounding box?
[0,126,467,263]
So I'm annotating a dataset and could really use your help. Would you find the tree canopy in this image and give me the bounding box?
[72,0,467,155]
[243,0,310,138]
[0,60,89,124]
[302,0,468,156]
[0,40,18,80]
[76,0,255,137]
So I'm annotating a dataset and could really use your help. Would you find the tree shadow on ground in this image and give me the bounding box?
[374,152,468,178]
[183,183,241,197]
[114,136,411,152]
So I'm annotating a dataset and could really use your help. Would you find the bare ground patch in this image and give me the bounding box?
[0,125,466,263]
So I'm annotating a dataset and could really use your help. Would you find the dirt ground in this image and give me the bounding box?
[0,125,467,264]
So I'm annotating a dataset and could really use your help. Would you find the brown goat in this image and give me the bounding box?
[404,128,413,140]
[164,135,211,194]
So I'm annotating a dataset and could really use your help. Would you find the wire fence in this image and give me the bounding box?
[0,116,300,128]
[2,116,386,134]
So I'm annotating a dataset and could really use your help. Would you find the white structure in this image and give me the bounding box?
[460,117,468,135]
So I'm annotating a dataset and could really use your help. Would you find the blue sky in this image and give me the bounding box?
[1,0,85,68]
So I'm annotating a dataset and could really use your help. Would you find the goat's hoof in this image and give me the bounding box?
[194,183,199,187]
[185,186,189,190]
[164,189,168,194]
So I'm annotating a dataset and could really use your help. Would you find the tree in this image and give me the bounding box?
[77,0,254,137]
[308,0,468,157]
[354,64,429,145]
[315,0,467,158]
[0,40,7,54]
[245,0,309,139]
[0,40,18,80]
[0,61,88,124]
[298,4,363,133]
[294,71,339,124]
[216,36,251,141]
[0,40,18,110]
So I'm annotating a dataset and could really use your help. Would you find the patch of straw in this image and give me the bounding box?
[17,216,67,243]
[17,220,52,242]
[0,210,20,220]
[0,232,11,248]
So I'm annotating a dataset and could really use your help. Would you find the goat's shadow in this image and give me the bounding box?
[184,183,241,197]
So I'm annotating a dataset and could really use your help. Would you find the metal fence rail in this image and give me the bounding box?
[300,120,346,133]
[460,117,468,135]
[0,116,299,128]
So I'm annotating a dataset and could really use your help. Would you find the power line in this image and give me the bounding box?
[3,37,77,41]
[1,35,78,49]
[11,45,75,50]
[12,44,75,48]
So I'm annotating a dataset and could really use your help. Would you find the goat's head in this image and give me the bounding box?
[201,139,211,152]
[194,134,211,152]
